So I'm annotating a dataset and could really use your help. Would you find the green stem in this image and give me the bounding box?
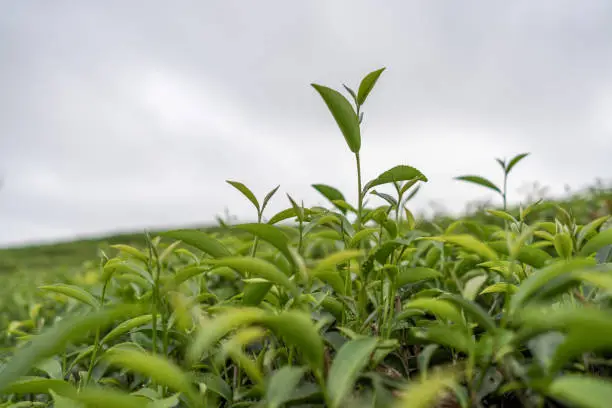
[503,172,508,211]
[85,280,108,388]
[355,152,363,232]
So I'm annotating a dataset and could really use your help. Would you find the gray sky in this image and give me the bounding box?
[1,1,611,247]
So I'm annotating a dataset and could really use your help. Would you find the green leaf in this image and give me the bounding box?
[508,258,595,316]
[554,232,574,259]
[488,241,552,268]
[412,325,473,354]
[265,366,307,408]
[233,223,294,266]
[462,274,488,301]
[100,314,155,344]
[357,67,386,106]
[313,249,364,274]
[312,184,347,213]
[262,312,325,374]
[311,84,361,153]
[198,373,233,401]
[147,394,180,408]
[455,175,501,194]
[50,389,85,408]
[480,283,519,295]
[312,270,346,296]
[342,84,358,104]
[110,244,149,262]
[486,210,517,224]
[35,357,63,379]
[505,153,529,174]
[104,349,200,405]
[188,307,267,363]
[396,267,442,287]
[242,281,274,306]
[0,304,146,394]
[349,228,378,248]
[189,309,324,374]
[268,207,299,224]
[204,257,298,297]
[38,284,100,309]
[262,185,280,211]
[326,337,378,408]
[425,235,498,261]
[440,293,497,333]
[371,190,398,207]
[56,386,149,408]
[403,298,465,327]
[161,230,231,258]
[545,374,612,408]
[226,180,260,212]
[393,370,457,408]
[3,377,76,396]
[580,227,612,257]
[577,215,611,248]
[364,165,427,194]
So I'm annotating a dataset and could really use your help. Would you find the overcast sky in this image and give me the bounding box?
[1,1,611,247]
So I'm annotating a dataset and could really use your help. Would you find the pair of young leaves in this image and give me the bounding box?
[311,67,385,154]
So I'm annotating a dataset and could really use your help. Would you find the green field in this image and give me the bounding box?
[1,68,612,408]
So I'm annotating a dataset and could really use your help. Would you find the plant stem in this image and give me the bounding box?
[503,172,508,211]
[355,152,363,232]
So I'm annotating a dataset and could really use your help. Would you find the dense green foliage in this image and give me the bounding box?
[1,68,612,407]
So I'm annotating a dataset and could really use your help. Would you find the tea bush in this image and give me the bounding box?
[1,68,612,408]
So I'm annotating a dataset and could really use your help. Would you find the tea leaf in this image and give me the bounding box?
[104,349,200,404]
[268,207,299,224]
[327,337,378,408]
[455,175,501,194]
[403,298,465,327]
[38,284,100,308]
[311,84,361,153]
[545,374,612,408]
[312,184,347,212]
[188,307,268,363]
[488,241,552,268]
[242,281,274,306]
[480,283,519,295]
[505,152,529,174]
[262,185,281,211]
[266,366,307,408]
[226,180,260,213]
[393,370,457,408]
[56,386,149,408]
[161,230,231,258]
[205,257,298,297]
[580,227,612,257]
[363,165,427,194]
[396,267,442,287]
[3,377,76,396]
[100,314,156,344]
[509,258,595,315]
[233,223,294,266]
[440,293,497,333]
[357,67,385,106]
[263,311,325,374]
[0,304,146,394]
[413,325,473,354]
[426,235,498,261]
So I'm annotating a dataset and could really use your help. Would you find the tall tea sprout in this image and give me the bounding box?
[456,153,529,211]
[311,68,385,231]
[311,68,428,233]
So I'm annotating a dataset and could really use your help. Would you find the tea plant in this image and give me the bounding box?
[1,68,612,408]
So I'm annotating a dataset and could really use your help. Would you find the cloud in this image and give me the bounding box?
[1,0,611,246]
